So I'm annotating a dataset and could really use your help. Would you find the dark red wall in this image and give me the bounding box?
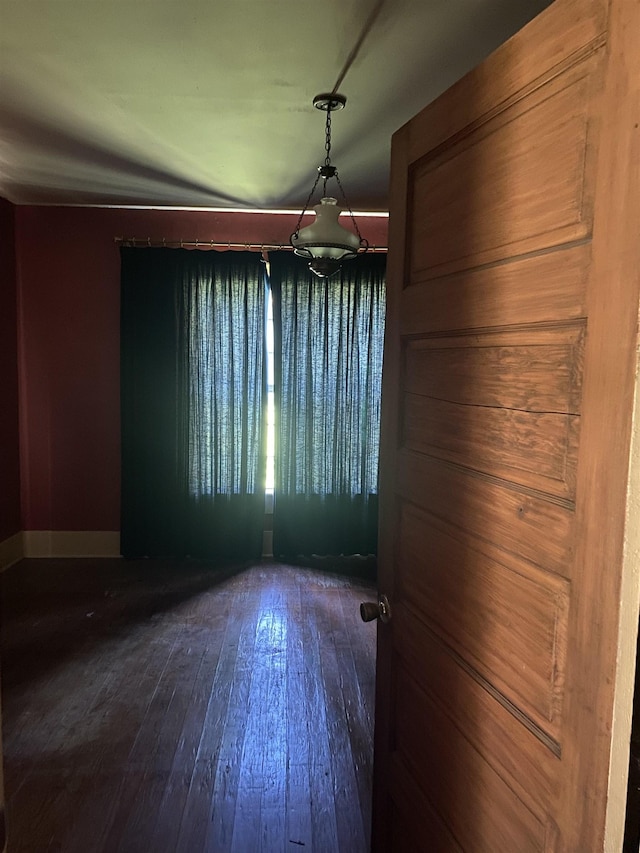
[0,198,21,540]
[15,206,388,531]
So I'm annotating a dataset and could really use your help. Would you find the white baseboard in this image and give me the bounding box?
[23,531,121,558]
[0,532,24,571]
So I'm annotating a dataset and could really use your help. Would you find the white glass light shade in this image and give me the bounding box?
[291,197,361,263]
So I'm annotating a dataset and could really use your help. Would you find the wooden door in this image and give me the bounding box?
[373,0,640,850]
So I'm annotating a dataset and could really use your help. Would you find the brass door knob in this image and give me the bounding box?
[359,594,391,624]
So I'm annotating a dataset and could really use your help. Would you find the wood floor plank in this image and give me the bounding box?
[144,626,230,851]
[96,613,189,850]
[205,584,263,853]
[229,591,275,853]
[315,587,369,853]
[115,628,213,852]
[176,574,260,853]
[338,585,377,844]
[227,574,294,853]
[285,576,313,851]
[300,587,341,852]
[1,559,376,853]
[255,587,288,852]
[3,626,117,791]
[60,627,191,851]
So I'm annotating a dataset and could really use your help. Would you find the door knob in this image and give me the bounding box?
[360,594,391,624]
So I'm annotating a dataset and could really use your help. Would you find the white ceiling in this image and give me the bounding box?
[0,0,550,211]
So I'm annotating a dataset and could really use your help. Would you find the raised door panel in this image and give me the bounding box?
[401,326,583,499]
[407,55,601,279]
[404,394,578,497]
[403,327,584,414]
[397,502,569,741]
[396,451,575,579]
[395,605,561,810]
[393,664,557,852]
[400,243,589,337]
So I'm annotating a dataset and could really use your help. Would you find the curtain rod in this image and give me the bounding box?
[114,237,388,252]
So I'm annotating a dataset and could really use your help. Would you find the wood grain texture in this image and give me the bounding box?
[400,243,589,336]
[402,326,584,498]
[403,325,585,414]
[408,55,599,278]
[394,602,560,812]
[0,558,377,853]
[555,0,640,846]
[404,0,607,167]
[397,450,575,579]
[397,501,569,740]
[403,394,578,499]
[395,664,549,853]
[374,0,640,848]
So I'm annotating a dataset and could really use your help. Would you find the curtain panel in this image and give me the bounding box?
[120,248,267,560]
[269,251,386,558]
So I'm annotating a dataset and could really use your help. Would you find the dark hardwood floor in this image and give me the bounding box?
[0,558,377,852]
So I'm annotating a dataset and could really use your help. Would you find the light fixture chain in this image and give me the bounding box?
[324,109,332,167]
[334,170,367,249]
[292,169,322,237]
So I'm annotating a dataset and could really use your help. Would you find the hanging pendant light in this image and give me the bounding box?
[290,93,368,278]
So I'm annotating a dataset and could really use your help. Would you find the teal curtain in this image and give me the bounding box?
[270,251,386,558]
[120,248,266,560]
